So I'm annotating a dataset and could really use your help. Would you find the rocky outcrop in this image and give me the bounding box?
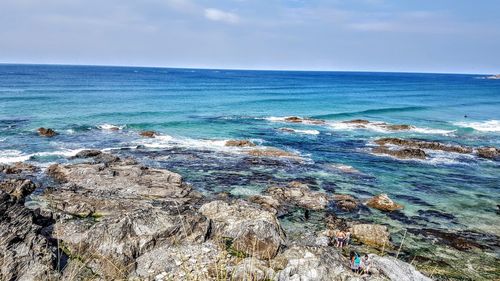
[283,116,325,125]
[37,127,57,137]
[0,162,38,174]
[273,246,354,281]
[350,224,391,248]
[139,130,157,138]
[375,138,473,154]
[0,179,36,201]
[372,146,427,159]
[225,140,256,147]
[366,194,404,212]
[368,254,432,281]
[266,181,330,211]
[475,147,500,160]
[200,200,285,259]
[0,180,58,281]
[332,194,358,212]
[247,148,298,158]
[342,120,414,131]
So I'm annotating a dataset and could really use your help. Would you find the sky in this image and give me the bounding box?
[1,0,499,73]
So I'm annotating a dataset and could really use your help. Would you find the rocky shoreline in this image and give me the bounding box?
[0,150,438,281]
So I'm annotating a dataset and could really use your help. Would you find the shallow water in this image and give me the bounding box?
[1,64,499,278]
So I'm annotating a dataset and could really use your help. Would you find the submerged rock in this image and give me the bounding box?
[37,127,57,137]
[139,130,157,138]
[266,181,330,211]
[247,148,298,158]
[375,138,473,154]
[342,119,370,125]
[283,116,325,125]
[366,194,404,212]
[200,200,285,259]
[342,120,414,131]
[332,194,359,212]
[350,223,391,248]
[372,146,427,159]
[225,139,256,147]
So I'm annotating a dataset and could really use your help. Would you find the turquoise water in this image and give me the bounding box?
[1,64,499,276]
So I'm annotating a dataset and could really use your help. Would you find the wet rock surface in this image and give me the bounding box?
[342,120,414,131]
[372,146,427,159]
[247,148,299,158]
[37,127,57,137]
[375,138,473,154]
[475,146,500,160]
[225,139,256,147]
[366,194,404,212]
[139,130,157,138]
[283,116,325,125]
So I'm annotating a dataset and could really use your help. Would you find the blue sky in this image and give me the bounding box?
[1,0,499,73]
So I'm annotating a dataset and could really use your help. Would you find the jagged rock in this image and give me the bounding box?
[266,181,329,210]
[73,149,102,158]
[372,146,427,159]
[0,162,39,174]
[368,254,432,281]
[342,119,370,125]
[273,246,355,281]
[37,127,57,137]
[249,194,281,213]
[199,200,285,259]
[350,224,391,248]
[40,157,208,279]
[229,257,275,281]
[366,194,404,212]
[247,148,298,158]
[375,138,473,154]
[139,130,157,138]
[0,189,58,281]
[0,179,36,201]
[475,147,500,160]
[381,124,413,131]
[225,140,256,147]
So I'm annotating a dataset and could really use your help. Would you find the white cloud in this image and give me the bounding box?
[204,8,239,24]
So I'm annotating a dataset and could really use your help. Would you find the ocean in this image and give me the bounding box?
[1,64,499,277]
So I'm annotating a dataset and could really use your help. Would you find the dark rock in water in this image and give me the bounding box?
[332,194,358,212]
[225,139,256,147]
[136,144,146,149]
[381,124,413,131]
[372,146,427,159]
[475,147,500,160]
[283,116,325,125]
[418,209,456,221]
[409,228,487,251]
[366,194,404,211]
[375,138,473,154]
[0,178,36,201]
[74,149,102,158]
[386,210,417,225]
[247,148,299,158]
[393,194,434,207]
[139,130,157,138]
[37,127,57,137]
[342,119,370,124]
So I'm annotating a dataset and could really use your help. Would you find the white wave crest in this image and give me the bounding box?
[279,128,320,135]
[453,120,500,132]
[0,150,31,163]
[328,121,454,135]
[97,124,124,130]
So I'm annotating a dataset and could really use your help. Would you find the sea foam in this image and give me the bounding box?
[453,120,500,132]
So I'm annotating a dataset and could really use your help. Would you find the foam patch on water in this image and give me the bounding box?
[279,128,320,135]
[453,120,500,132]
[97,123,125,130]
[0,150,31,163]
[327,121,454,135]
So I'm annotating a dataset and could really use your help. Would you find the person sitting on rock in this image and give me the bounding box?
[350,252,362,273]
[360,254,371,275]
[335,230,346,247]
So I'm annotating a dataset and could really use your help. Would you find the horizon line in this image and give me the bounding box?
[0,62,493,76]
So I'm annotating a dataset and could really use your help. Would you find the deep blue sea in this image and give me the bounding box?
[1,64,499,275]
